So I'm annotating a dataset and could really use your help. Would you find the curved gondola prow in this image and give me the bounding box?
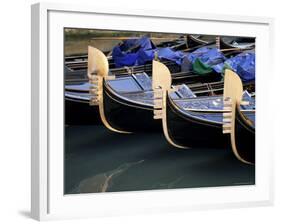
[222,69,253,164]
[87,46,130,134]
[152,60,187,149]
[87,46,109,80]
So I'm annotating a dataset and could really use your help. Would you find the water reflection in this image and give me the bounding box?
[64,125,255,194]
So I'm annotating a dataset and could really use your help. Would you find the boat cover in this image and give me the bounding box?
[120,36,156,51]
[210,52,255,81]
[225,52,255,81]
[182,47,226,75]
[112,36,187,67]
[157,47,187,65]
[112,36,154,67]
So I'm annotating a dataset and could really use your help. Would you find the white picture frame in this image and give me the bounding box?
[31,2,274,221]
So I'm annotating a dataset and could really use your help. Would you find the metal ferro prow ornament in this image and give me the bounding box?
[152,60,187,149]
[87,46,129,133]
[222,69,253,164]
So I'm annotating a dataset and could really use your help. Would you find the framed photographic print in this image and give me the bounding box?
[31,2,274,221]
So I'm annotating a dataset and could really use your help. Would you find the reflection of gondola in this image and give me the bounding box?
[222,70,255,164]
[152,62,255,149]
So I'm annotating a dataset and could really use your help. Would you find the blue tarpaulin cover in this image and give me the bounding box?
[182,47,255,80]
[215,52,255,81]
[112,38,255,81]
[183,47,226,74]
[157,48,186,65]
[112,36,187,67]
[187,47,226,66]
[112,36,155,67]
[226,52,255,81]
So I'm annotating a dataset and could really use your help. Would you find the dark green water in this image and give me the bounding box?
[64,125,255,194]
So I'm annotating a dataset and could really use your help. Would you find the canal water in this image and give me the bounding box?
[64,125,255,194]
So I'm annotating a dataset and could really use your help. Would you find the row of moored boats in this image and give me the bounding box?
[65,34,255,165]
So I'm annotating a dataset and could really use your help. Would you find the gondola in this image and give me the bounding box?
[64,45,190,125]
[222,70,255,164]
[219,36,255,50]
[64,35,254,76]
[66,36,255,126]
[65,73,223,126]
[64,50,205,125]
[65,41,230,125]
[65,91,101,125]
[65,52,183,85]
[66,78,232,127]
[152,61,255,149]
[155,36,187,50]
[65,58,182,85]
[86,47,255,132]
[64,36,184,74]
[64,34,218,78]
[186,34,216,48]
[70,38,249,89]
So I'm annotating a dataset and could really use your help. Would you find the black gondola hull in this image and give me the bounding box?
[103,81,161,132]
[233,108,255,163]
[166,96,230,148]
[65,98,101,125]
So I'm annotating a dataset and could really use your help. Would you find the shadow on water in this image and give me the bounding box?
[64,125,255,194]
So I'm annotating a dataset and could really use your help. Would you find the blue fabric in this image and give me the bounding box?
[230,53,255,81]
[183,47,226,72]
[135,48,155,65]
[119,36,155,52]
[112,36,156,67]
[112,46,139,67]
[158,48,187,65]
[119,39,139,51]
[215,52,255,81]
[112,36,187,67]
